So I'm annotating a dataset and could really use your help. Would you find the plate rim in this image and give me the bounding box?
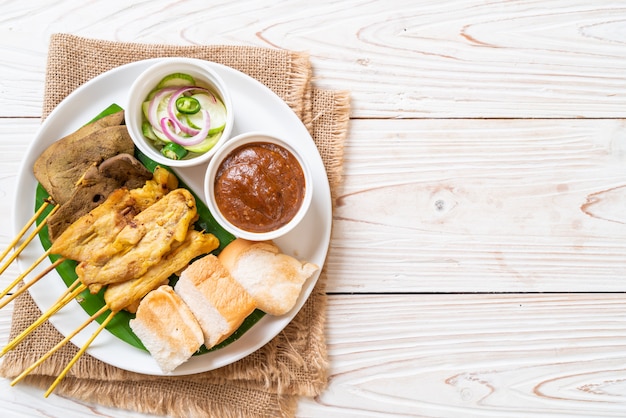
[12,58,332,376]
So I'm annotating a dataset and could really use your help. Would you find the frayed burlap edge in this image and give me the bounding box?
[42,33,312,121]
[311,89,351,205]
[20,375,297,418]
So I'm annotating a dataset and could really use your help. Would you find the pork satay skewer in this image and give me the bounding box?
[1,170,178,304]
[44,309,117,398]
[0,257,66,310]
[0,199,54,265]
[2,188,206,363]
[0,187,159,346]
[0,190,141,348]
[0,203,59,276]
[10,230,219,394]
[0,172,174,300]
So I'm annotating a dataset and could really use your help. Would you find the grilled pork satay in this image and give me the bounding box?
[49,188,137,262]
[104,230,219,313]
[50,167,177,263]
[7,230,219,388]
[128,165,178,211]
[77,188,199,293]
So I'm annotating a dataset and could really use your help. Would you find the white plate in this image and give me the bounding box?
[13,59,331,376]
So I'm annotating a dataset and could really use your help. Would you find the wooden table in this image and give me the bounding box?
[1,1,625,416]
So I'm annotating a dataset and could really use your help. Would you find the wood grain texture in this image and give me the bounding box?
[297,294,626,417]
[331,118,626,292]
[0,0,625,117]
[1,294,624,417]
[0,0,625,416]
[0,119,34,298]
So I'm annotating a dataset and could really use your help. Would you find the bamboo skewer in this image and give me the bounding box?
[3,176,201,395]
[0,248,53,299]
[10,304,110,387]
[0,280,87,357]
[0,257,66,310]
[0,200,52,265]
[0,203,59,276]
[0,247,63,300]
[44,309,117,397]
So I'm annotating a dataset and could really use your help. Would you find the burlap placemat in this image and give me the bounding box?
[0,34,350,417]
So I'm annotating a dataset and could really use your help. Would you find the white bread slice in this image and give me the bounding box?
[174,254,256,349]
[218,239,319,316]
[129,285,203,373]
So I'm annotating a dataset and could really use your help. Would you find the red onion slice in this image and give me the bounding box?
[146,85,216,145]
[166,86,217,134]
[159,110,211,146]
[146,87,179,132]
[167,87,201,135]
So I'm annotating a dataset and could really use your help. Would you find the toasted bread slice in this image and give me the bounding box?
[129,285,203,373]
[218,239,319,316]
[175,254,256,349]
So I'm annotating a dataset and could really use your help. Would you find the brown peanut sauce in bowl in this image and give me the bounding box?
[214,142,306,233]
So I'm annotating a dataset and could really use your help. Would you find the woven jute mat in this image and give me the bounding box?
[0,34,350,417]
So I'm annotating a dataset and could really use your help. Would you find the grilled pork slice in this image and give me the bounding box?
[49,166,178,263]
[77,188,198,293]
[218,239,319,316]
[130,285,204,373]
[175,254,256,349]
[49,187,138,262]
[104,230,219,313]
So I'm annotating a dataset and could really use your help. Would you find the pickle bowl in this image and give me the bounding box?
[204,132,313,241]
[125,58,234,168]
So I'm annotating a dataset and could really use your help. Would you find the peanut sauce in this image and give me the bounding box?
[214,142,306,233]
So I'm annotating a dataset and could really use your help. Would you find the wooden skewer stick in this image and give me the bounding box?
[0,280,87,357]
[0,203,60,276]
[0,200,51,265]
[44,309,117,398]
[10,304,110,387]
[0,248,59,300]
[0,256,66,310]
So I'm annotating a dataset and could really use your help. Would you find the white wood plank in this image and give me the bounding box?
[0,0,625,118]
[330,118,626,292]
[297,294,626,417]
[0,119,36,296]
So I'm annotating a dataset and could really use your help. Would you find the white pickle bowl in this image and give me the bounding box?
[126,58,234,168]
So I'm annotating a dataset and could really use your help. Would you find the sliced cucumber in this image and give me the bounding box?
[156,73,196,89]
[142,121,158,141]
[186,93,227,135]
[183,132,222,153]
[142,97,173,143]
[141,100,151,121]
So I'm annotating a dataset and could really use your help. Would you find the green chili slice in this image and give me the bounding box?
[161,142,188,160]
[175,96,201,114]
